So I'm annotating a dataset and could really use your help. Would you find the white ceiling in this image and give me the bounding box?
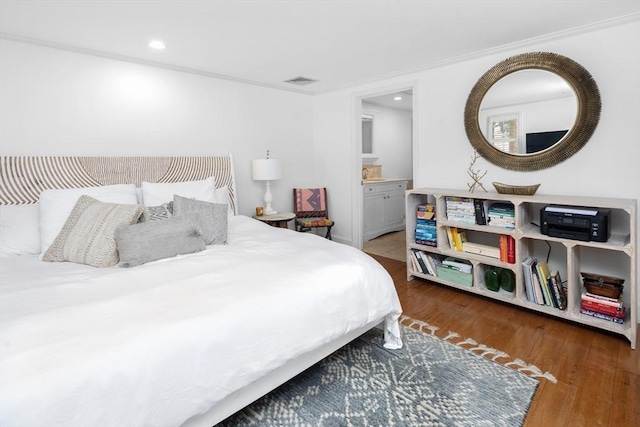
[1,1,638,94]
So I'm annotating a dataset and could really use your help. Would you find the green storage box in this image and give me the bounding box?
[437,261,473,287]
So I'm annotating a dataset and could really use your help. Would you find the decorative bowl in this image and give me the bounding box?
[492,182,540,196]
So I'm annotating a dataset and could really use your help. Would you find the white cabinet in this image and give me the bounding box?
[364,181,407,241]
[406,187,637,349]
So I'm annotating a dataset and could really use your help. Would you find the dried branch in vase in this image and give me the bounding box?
[467,150,488,193]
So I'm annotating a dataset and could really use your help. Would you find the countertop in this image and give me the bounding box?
[362,178,409,185]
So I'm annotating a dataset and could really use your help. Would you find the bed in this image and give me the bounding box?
[0,155,403,427]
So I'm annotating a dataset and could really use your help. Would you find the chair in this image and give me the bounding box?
[293,188,334,239]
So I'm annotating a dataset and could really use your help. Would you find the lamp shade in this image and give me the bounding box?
[252,159,282,181]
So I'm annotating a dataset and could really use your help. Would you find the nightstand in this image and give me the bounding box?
[253,212,296,229]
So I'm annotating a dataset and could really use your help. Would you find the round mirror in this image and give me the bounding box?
[464,52,601,171]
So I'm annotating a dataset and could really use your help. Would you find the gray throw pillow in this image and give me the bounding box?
[173,195,228,245]
[58,197,144,267]
[115,214,206,268]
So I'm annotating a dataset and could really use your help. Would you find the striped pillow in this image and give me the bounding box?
[43,195,144,267]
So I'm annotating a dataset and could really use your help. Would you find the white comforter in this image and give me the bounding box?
[0,216,402,427]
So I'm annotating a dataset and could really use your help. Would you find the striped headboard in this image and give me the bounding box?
[0,156,237,214]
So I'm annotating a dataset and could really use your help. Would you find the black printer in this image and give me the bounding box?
[540,205,610,242]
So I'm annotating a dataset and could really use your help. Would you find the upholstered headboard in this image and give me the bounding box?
[0,156,237,214]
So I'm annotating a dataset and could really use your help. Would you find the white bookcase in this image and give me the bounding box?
[406,188,637,349]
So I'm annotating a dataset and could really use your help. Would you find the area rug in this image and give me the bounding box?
[217,318,544,426]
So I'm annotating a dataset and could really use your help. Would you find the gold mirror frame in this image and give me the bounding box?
[464,52,601,171]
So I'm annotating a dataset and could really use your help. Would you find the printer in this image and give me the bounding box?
[540,205,610,242]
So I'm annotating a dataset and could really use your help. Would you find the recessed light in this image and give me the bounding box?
[393,96,402,101]
[148,40,166,50]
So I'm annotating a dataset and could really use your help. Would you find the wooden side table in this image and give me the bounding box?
[253,212,296,229]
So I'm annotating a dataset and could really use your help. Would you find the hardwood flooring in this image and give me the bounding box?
[371,254,640,427]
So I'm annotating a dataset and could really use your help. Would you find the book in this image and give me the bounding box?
[581,300,625,318]
[417,251,436,276]
[535,260,555,307]
[582,292,623,306]
[426,254,442,274]
[530,259,545,305]
[549,270,567,310]
[446,227,455,250]
[417,204,436,220]
[522,257,535,303]
[499,235,508,262]
[581,292,623,308]
[411,250,428,274]
[445,197,476,224]
[506,236,515,264]
[409,250,421,273]
[461,242,500,258]
[473,199,487,225]
[452,228,467,252]
[580,308,624,324]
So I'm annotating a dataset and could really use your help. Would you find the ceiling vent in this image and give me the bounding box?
[284,76,318,86]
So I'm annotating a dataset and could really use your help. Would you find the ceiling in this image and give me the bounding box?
[1,1,638,94]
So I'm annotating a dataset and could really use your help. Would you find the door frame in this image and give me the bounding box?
[351,80,419,249]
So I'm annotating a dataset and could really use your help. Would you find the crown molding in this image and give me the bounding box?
[0,32,314,96]
[315,12,640,95]
[1,12,637,96]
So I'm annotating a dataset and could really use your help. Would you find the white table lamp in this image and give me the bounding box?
[252,157,282,215]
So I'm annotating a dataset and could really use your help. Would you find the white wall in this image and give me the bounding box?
[0,39,315,216]
[313,19,640,314]
[362,101,412,180]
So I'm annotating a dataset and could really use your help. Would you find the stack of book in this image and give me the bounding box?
[522,257,567,310]
[487,202,515,228]
[580,292,625,324]
[409,249,441,277]
[445,197,476,224]
[415,204,436,246]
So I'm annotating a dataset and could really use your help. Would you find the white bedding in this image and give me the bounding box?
[0,215,403,427]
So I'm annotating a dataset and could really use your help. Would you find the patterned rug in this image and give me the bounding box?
[217,319,544,426]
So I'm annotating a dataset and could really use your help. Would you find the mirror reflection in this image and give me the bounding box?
[479,70,577,155]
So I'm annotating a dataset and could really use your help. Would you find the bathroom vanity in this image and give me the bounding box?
[363,179,408,241]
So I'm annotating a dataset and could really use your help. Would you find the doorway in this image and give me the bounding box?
[357,86,416,262]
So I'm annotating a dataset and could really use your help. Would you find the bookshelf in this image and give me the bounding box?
[406,188,637,349]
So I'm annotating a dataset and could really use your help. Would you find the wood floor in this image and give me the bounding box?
[370,254,639,427]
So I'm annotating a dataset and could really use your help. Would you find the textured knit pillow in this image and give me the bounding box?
[43,195,144,267]
[173,195,228,245]
[39,184,138,254]
[115,214,206,268]
[42,195,100,262]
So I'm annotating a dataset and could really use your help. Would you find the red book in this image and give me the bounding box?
[499,235,508,262]
[581,300,625,318]
[507,236,515,264]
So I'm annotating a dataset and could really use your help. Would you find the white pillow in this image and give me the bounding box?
[39,184,138,254]
[0,205,41,256]
[214,185,235,219]
[141,177,217,206]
